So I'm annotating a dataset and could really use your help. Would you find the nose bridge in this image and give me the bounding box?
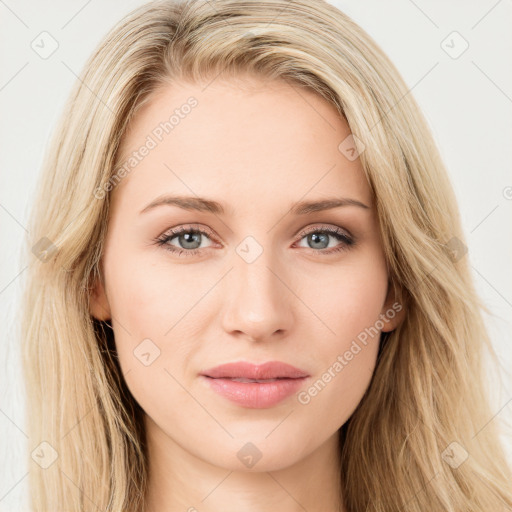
[221,237,293,340]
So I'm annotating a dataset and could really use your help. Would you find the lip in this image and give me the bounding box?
[200,361,309,380]
[199,361,310,409]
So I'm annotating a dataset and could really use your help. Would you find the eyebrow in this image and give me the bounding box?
[139,194,370,216]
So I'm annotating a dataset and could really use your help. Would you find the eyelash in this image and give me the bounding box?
[154,224,355,258]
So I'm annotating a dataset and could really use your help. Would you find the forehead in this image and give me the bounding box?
[111,76,372,214]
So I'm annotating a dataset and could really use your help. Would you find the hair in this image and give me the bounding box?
[20,0,512,510]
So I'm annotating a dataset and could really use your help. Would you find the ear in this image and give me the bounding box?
[380,279,406,333]
[89,268,111,322]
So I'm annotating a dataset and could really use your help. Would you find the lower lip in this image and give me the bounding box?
[201,376,308,408]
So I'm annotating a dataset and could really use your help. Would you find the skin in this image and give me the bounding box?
[90,74,405,512]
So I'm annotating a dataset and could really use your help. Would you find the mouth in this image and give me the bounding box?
[200,360,310,380]
[199,361,310,408]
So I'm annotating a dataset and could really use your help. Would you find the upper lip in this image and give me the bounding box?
[200,361,310,379]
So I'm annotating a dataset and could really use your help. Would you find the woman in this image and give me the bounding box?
[21,0,512,510]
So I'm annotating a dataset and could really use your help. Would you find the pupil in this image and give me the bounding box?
[309,233,328,249]
[180,232,201,249]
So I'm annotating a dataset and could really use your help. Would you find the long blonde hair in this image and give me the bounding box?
[21,0,512,510]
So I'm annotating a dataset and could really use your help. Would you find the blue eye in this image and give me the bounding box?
[295,226,355,254]
[154,225,214,257]
[154,224,355,257]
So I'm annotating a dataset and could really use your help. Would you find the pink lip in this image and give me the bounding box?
[199,361,310,409]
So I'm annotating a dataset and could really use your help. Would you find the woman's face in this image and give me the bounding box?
[90,75,403,471]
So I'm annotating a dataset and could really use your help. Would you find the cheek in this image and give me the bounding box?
[292,251,388,417]
[296,341,378,439]
[301,250,389,349]
[103,253,199,418]
[103,246,212,384]
[105,244,196,338]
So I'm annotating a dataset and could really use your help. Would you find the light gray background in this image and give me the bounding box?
[1,0,511,510]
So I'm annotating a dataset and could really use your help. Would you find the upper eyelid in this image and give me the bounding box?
[160,224,216,239]
[299,224,352,237]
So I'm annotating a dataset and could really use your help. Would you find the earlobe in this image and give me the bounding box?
[380,281,406,333]
[89,270,111,322]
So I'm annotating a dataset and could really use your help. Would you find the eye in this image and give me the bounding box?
[154,225,216,257]
[294,225,355,255]
[153,224,355,258]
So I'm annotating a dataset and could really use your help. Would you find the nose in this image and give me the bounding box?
[220,249,294,343]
